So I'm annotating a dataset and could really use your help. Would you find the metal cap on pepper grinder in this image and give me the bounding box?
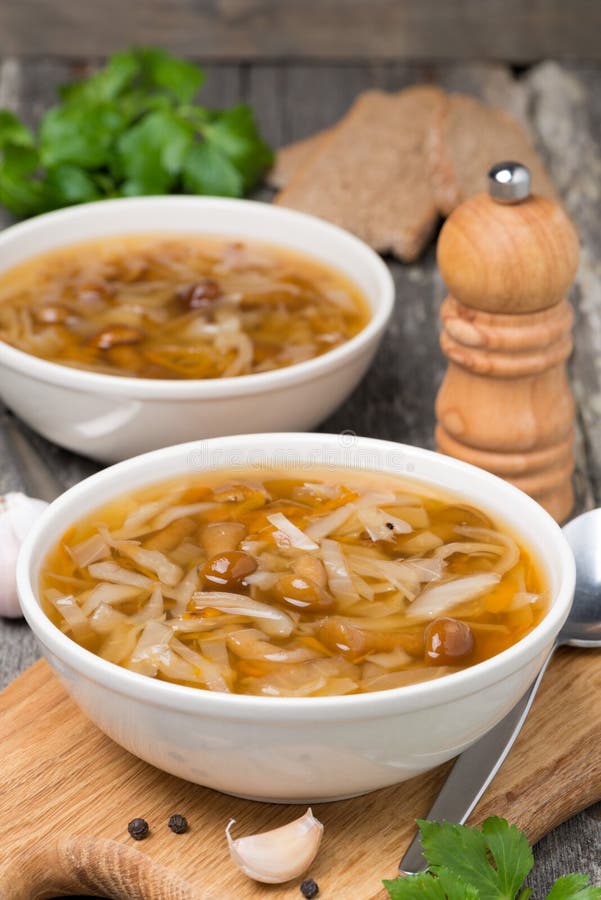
[488,161,531,204]
[437,159,578,313]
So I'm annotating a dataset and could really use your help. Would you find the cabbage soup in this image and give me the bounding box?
[40,469,547,697]
[0,235,369,379]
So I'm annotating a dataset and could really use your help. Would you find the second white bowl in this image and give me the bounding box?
[0,197,394,462]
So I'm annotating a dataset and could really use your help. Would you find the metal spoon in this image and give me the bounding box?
[399,507,601,874]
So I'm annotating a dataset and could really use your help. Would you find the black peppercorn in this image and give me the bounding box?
[300,878,319,898]
[168,813,189,834]
[127,817,149,840]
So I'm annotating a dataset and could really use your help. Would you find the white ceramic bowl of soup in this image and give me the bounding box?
[17,433,575,803]
[0,197,394,463]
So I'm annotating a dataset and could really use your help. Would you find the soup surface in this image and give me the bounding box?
[41,469,547,697]
[0,235,369,379]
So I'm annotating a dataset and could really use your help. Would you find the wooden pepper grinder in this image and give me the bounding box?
[435,162,580,523]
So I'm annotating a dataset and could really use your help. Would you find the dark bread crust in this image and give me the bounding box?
[275,88,446,262]
[273,89,557,261]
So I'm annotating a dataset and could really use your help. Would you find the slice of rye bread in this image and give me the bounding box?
[429,93,558,216]
[267,129,334,189]
[275,87,446,262]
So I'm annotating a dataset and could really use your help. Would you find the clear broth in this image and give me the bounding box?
[40,468,548,697]
[0,235,370,379]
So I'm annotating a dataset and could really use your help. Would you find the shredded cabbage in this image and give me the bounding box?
[43,473,544,697]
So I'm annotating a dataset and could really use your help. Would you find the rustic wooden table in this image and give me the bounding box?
[0,57,600,894]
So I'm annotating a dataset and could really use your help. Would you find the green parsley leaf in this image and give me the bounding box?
[481,817,534,897]
[116,109,194,191]
[40,102,127,168]
[182,142,244,197]
[0,45,273,217]
[0,111,34,149]
[385,820,600,900]
[134,47,204,103]
[419,817,533,900]
[384,872,448,899]
[0,144,48,216]
[203,104,274,191]
[436,868,482,900]
[59,52,140,105]
[384,869,479,899]
[44,164,100,207]
[546,874,601,900]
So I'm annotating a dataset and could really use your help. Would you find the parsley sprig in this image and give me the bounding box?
[0,47,273,217]
[385,818,601,899]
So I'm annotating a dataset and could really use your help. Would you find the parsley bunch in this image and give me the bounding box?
[0,47,273,217]
[385,818,601,899]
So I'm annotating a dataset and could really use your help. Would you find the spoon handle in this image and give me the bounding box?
[399,646,557,874]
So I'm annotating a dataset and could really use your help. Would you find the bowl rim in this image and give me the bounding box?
[17,434,575,721]
[0,196,394,398]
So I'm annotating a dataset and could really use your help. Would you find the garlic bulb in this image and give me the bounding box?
[226,807,324,884]
[0,492,49,618]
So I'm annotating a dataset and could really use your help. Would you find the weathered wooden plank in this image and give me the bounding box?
[0,57,599,894]
[321,249,446,451]
[15,56,75,126]
[279,63,370,142]
[1,0,601,62]
[0,616,39,689]
[517,60,601,883]
[244,64,285,149]
[427,62,530,127]
[523,62,601,510]
[244,63,285,203]
[196,62,241,108]
[365,61,424,93]
[528,801,601,893]
[270,62,534,147]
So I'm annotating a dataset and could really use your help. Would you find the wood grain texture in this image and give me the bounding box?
[0,650,600,900]
[435,191,579,520]
[1,1,601,61]
[437,194,579,314]
[525,62,601,511]
[0,56,601,890]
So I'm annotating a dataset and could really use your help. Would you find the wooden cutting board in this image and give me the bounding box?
[1,651,600,900]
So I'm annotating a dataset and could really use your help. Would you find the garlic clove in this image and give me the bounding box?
[4,492,48,541]
[0,493,49,618]
[226,807,324,884]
